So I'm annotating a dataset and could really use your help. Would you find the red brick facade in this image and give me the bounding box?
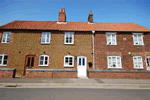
[0,70,15,78]
[89,72,150,79]
[25,71,77,78]
[94,32,150,70]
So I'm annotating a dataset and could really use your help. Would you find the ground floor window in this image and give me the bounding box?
[0,54,8,66]
[133,56,143,69]
[39,55,49,66]
[107,56,122,68]
[64,55,74,67]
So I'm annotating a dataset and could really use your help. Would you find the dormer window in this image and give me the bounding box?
[106,32,117,45]
[64,32,74,44]
[133,33,144,45]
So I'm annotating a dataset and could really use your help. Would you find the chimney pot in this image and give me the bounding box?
[62,8,65,12]
[58,8,66,22]
[88,11,93,23]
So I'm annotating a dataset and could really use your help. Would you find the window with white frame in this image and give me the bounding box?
[64,32,74,44]
[133,33,144,45]
[133,56,143,69]
[39,55,49,66]
[0,54,8,66]
[64,55,74,67]
[1,32,11,43]
[41,32,51,44]
[107,56,122,68]
[106,32,117,45]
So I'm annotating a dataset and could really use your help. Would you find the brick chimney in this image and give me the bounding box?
[58,8,66,22]
[88,11,93,23]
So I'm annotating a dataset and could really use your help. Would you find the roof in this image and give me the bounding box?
[0,20,150,32]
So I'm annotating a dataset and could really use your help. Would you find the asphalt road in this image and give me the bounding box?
[0,88,149,100]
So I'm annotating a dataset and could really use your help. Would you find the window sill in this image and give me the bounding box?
[1,42,10,44]
[108,67,122,69]
[39,65,49,67]
[0,65,7,66]
[107,44,117,46]
[134,68,144,69]
[64,43,74,45]
[64,66,74,68]
[134,44,144,46]
[41,43,50,45]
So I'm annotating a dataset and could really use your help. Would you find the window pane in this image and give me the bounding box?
[4,55,8,60]
[31,57,34,66]
[7,38,10,42]
[3,61,7,64]
[83,58,85,66]
[45,61,48,65]
[69,57,72,63]
[112,34,115,39]
[65,57,68,63]
[27,57,30,66]
[40,61,43,65]
[47,33,50,42]
[138,34,142,39]
[0,56,2,64]
[8,33,11,38]
[79,58,81,65]
[107,34,111,39]
[69,62,72,65]
[2,38,6,42]
[40,56,44,60]
[112,57,116,62]
[107,39,111,44]
[112,39,115,44]
[69,37,72,43]
[45,57,48,60]
[66,37,69,43]
[41,37,45,43]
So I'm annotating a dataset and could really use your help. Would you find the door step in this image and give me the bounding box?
[78,77,89,79]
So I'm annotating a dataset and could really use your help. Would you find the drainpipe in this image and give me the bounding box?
[92,30,95,70]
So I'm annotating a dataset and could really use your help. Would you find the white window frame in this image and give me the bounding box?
[133,33,144,45]
[64,55,74,67]
[1,32,11,43]
[107,56,122,68]
[106,32,117,45]
[64,32,74,44]
[39,55,49,66]
[133,56,143,69]
[0,54,8,66]
[41,32,51,44]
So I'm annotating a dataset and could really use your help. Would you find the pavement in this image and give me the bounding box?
[1,78,150,89]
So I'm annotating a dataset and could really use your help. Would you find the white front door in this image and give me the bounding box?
[77,56,87,78]
[146,57,150,70]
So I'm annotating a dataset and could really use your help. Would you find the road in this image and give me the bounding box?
[0,88,149,100]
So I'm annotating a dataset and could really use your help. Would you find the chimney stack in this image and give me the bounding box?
[58,8,66,22]
[88,11,93,23]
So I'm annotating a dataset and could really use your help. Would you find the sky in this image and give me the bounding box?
[0,0,150,28]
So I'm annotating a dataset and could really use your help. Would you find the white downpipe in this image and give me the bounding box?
[92,30,95,69]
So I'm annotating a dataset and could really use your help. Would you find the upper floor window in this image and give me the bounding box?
[133,33,144,45]
[39,55,49,66]
[1,32,11,43]
[133,56,143,69]
[64,55,74,67]
[106,32,117,45]
[41,32,51,44]
[107,56,122,68]
[0,54,8,66]
[64,32,74,44]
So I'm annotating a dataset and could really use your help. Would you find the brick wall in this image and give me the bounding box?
[94,32,150,70]
[89,72,150,79]
[0,70,15,78]
[0,30,93,77]
[25,71,77,78]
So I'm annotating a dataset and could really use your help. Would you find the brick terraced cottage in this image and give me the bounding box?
[0,8,150,78]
